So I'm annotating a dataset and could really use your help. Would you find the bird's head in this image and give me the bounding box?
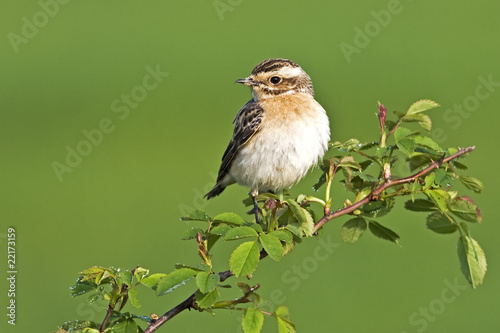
[235,58,314,101]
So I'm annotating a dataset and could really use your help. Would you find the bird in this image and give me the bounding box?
[204,58,330,223]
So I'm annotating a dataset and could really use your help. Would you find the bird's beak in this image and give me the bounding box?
[235,76,258,86]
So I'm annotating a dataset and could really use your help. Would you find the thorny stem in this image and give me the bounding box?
[313,146,475,232]
[143,146,475,333]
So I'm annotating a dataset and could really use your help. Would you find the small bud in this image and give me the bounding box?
[378,101,387,130]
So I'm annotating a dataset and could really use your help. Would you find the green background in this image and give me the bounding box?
[1,0,499,332]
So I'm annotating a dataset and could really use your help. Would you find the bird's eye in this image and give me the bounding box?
[270,76,281,84]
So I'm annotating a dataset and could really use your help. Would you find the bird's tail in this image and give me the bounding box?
[204,183,226,199]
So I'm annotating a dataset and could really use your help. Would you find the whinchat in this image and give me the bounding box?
[205,58,330,222]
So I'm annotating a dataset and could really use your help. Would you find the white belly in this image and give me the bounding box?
[229,100,330,193]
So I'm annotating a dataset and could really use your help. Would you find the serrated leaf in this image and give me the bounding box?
[313,173,326,191]
[404,199,437,212]
[195,288,220,309]
[458,175,484,193]
[414,136,443,152]
[242,307,264,333]
[434,169,455,187]
[360,199,394,218]
[260,234,284,261]
[139,273,167,290]
[182,227,205,240]
[340,217,367,243]
[407,99,439,115]
[286,200,314,237]
[175,263,211,272]
[156,268,196,296]
[449,198,480,223]
[128,288,140,308]
[368,221,400,244]
[180,209,210,222]
[358,141,378,151]
[213,212,246,225]
[337,155,362,170]
[285,223,302,238]
[396,137,415,156]
[452,161,468,170]
[269,230,293,242]
[394,127,411,141]
[426,212,457,234]
[424,189,450,212]
[401,113,432,131]
[229,241,260,278]
[196,272,220,293]
[69,278,97,297]
[112,318,138,333]
[224,226,259,241]
[357,172,378,182]
[457,233,487,288]
[210,224,232,235]
[273,306,296,333]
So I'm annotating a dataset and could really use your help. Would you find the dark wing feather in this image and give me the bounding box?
[204,100,264,199]
[217,100,264,182]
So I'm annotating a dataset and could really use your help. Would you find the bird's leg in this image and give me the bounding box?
[252,194,260,224]
[246,188,261,224]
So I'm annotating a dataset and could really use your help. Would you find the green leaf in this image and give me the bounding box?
[128,288,140,308]
[112,318,138,333]
[229,241,260,278]
[396,137,415,156]
[269,230,293,242]
[340,217,367,243]
[337,155,362,170]
[210,224,232,235]
[406,99,440,115]
[426,212,457,234]
[259,234,284,261]
[213,212,246,225]
[394,127,411,141]
[70,278,97,297]
[196,272,220,293]
[401,113,432,132]
[457,231,487,288]
[119,270,132,287]
[225,226,259,241]
[360,199,394,218]
[413,136,443,152]
[180,209,211,222]
[404,199,437,212]
[424,189,450,212]
[358,172,379,182]
[195,288,220,309]
[285,223,303,239]
[313,173,326,191]
[156,268,196,296]
[286,200,314,237]
[242,307,264,333]
[449,198,480,223]
[175,263,211,272]
[273,306,296,333]
[139,273,166,290]
[368,221,400,244]
[458,175,484,193]
[434,169,455,187]
[181,227,205,240]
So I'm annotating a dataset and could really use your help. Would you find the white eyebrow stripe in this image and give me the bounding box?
[275,66,303,78]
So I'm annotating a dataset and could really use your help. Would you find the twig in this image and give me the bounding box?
[143,251,267,332]
[313,146,475,232]
[142,147,474,332]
